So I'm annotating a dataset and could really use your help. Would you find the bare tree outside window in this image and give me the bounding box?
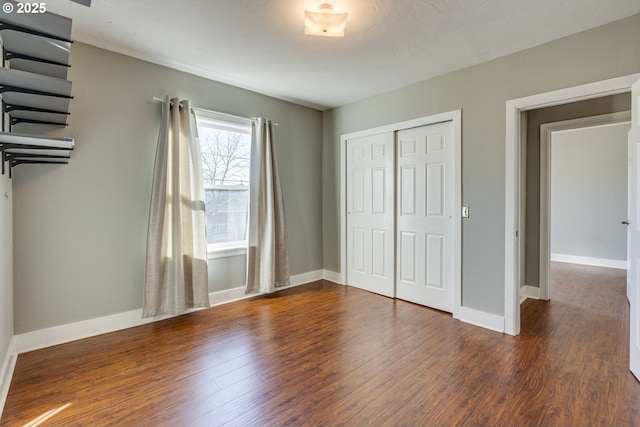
[197,124,251,246]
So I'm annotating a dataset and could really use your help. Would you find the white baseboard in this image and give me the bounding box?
[458,306,505,333]
[15,308,157,354]
[289,269,324,287]
[209,286,252,306]
[520,285,540,303]
[13,268,514,354]
[551,253,627,270]
[0,336,17,420]
[322,269,343,284]
[14,269,327,355]
[211,269,330,306]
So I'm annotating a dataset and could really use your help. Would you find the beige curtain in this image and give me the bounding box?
[246,118,290,293]
[143,97,209,317]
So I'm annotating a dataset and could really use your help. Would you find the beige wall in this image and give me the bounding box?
[12,42,323,334]
[0,172,12,360]
[322,14,640,316]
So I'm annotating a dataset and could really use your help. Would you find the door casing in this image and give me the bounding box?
[504,73,640,336]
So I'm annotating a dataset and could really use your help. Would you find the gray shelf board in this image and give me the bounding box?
[10,109,69,125]
[0,67,72,97]
[0,131,74,149]
[1,1,72,41]
[8,59,68,80]
[1,91,71,114]
[2,30,70,66]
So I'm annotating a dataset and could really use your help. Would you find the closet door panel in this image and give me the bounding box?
[396,121,455,312]
[346,132,395,297]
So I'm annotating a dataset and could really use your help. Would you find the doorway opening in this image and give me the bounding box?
[540,118,631,301]
[504,73,640,336]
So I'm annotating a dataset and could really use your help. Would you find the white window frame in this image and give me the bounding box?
[194,108,252,259]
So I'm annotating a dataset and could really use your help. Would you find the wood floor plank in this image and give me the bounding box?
[2,266,640,426]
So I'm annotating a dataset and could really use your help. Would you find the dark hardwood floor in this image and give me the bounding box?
[2,262,639,426]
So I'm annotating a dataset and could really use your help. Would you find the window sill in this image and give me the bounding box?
[207,245,247,260]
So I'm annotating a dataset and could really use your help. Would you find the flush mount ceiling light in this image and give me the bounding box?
[304,3,348,37]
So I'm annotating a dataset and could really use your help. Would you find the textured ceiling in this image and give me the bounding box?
[31,0,640,110]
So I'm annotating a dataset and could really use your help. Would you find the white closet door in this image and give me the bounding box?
[396,121,455,312]
[346,132,395,297]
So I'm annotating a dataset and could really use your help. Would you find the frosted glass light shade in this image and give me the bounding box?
[304,3,348,37]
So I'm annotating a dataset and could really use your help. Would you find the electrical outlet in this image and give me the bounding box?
[462,206,469,218]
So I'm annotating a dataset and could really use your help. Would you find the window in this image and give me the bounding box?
[194,110,252,257]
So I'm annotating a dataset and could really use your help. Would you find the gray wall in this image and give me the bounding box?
[550,123,629,261]
[322,14,640,316]
[524,94,630,286]
[208,256,248,293]
[0,172,12,360]
[12,42,323,334]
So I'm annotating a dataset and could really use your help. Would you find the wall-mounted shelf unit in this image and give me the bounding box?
[0,131,74,177]
[0,67,72,126]
[0,0,74,176]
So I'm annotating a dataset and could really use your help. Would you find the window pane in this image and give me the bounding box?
[196,120,251,247]
[198,126,250,187]
[205,188,248,245]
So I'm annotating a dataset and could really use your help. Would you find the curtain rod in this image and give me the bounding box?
[151,97,277,125]
[152,96,183,109]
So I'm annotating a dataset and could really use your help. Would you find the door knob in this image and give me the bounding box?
[622,220,630,225]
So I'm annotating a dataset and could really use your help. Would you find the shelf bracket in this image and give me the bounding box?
[4,50,70,68]
[4,103,70,116]
[1,148,71,176]
[0,84,73,99]
[11,117,68,126]
[8,158,69,177]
